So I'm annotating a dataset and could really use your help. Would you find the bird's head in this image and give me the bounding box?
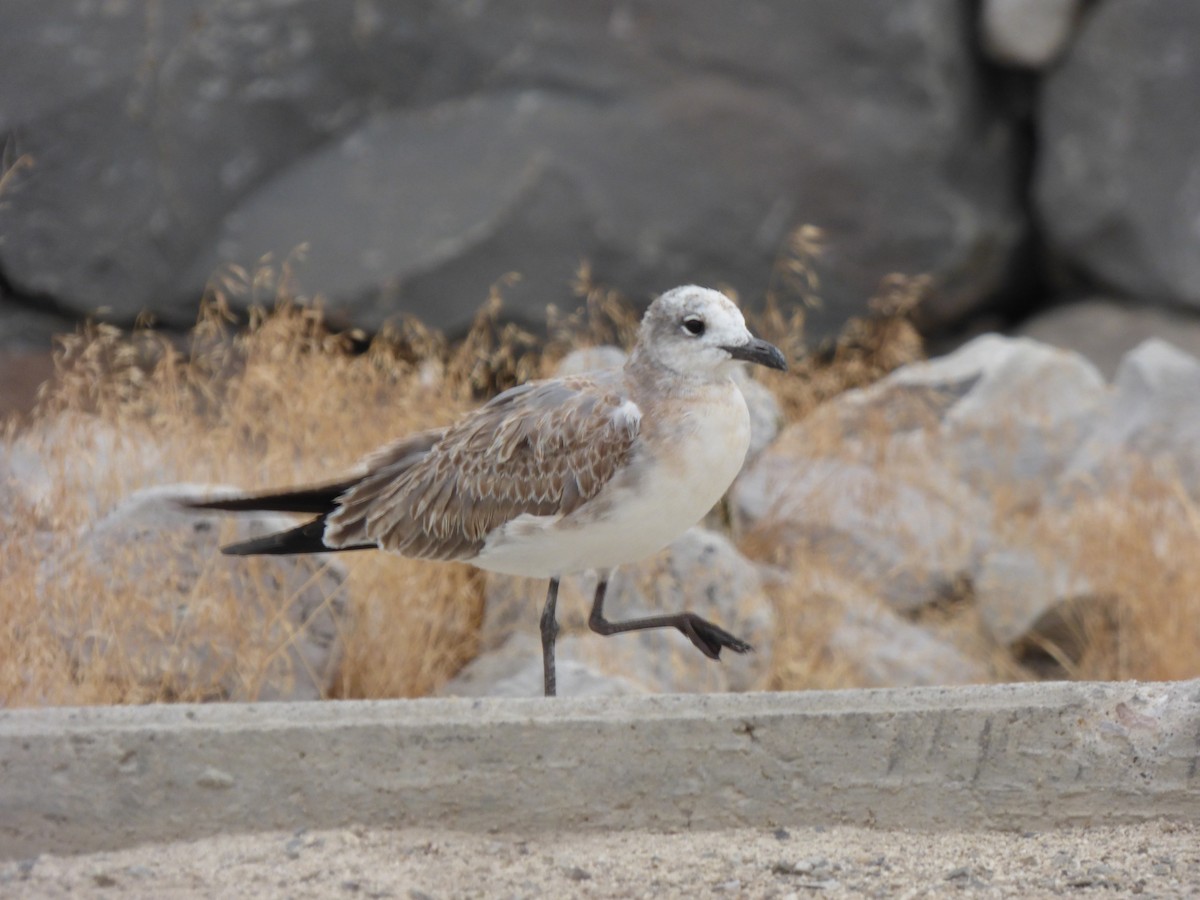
[630,285,787,380]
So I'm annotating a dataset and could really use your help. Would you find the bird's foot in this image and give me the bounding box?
[678,614,753,660]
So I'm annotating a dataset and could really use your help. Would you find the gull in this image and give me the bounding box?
[189,285,787,696]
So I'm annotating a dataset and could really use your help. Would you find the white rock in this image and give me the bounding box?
[1066,339,1200,498]
[439,634,651,698]
[973,543,1097,649]
[734,335,1110,615]
[980,0,1082,69]
[867,334,1106,499]
[828,594,989,687]
[1015,297,1200,380]
[4,414,168,519]
[881,334,1105,433]
[734,455,987,613]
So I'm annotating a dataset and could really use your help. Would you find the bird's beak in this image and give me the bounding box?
[724,337,788,372]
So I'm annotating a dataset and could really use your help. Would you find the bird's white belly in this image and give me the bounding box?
[474,384,751,578]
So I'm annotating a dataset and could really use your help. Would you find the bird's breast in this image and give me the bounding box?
[473,379,751,577]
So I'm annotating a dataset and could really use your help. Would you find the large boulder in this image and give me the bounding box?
[973,539,1095,650]
[733,335,1105,613]
[0,1,419,328]
[2,414,169,521]
[0,2,1020,336]
[734,454,987,614]
[1065,339,1200,499]
[1016,298,1200,380]
[821,576,991,687]
[1036,0,1200,310]
[873,334,1107,497]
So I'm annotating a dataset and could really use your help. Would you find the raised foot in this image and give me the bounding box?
[679,613,754,660]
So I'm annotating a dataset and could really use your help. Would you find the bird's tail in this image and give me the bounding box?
[217,517,370,556]
[184,481,355,515]
[182,482,375,556]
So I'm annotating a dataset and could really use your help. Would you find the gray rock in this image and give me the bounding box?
[0,303,74,351]
[1113,338,1200,396]
[1065,339,1200,498]
[0,471,16,536]
[980,0,1083,69]
[480,527,773,693]
[439,634,651,698]
[818,576,990,686]
[0,456,53,590]
[1015,298,1200,380]
[1,2,1020,336]
[4,415,169,520]
[733,454,986,613]
[1036,0,1200,311]
[38,484,348,701]
[973,543,1098,650]
[874,334,1106,498]
[887,333,1104,431]
[733,335,1107,613]
[833,603,988,687]
[0,1,420,327]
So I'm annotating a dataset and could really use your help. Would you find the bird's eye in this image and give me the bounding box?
[682,316,705,336]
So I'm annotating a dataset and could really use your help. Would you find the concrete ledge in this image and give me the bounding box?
[2,680,1198,859]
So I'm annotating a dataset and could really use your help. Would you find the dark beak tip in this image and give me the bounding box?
[765,344,788,372]
[725,338,788,372]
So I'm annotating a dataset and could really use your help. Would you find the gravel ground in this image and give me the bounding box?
[3,820,1197,898]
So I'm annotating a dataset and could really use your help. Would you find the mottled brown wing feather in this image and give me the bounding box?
[323,374,640,560]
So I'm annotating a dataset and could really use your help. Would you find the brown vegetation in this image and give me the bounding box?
[3,233,1197,708]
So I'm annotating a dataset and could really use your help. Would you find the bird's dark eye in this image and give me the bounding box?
[682,316,705,336]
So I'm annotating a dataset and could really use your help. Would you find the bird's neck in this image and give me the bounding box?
[625,352,733,395]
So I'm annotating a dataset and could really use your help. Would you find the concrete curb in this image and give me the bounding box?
[2,680,1198,859]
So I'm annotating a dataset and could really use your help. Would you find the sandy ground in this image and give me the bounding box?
[2,820,1197,899]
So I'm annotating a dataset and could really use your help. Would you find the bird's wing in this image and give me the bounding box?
[323,373,641,560]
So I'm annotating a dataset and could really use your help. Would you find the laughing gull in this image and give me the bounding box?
[190,285,787,696]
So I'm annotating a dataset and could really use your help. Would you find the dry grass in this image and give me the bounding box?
[749,228,928,422]
[5,226,1198,708]
[1023,470,1200,683]
[1,233,918,707]
[743,376,1200,692]
[1,261,529,706]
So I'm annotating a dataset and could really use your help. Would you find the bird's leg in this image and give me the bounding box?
[587,578,753,660]
[539,578,561,697]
